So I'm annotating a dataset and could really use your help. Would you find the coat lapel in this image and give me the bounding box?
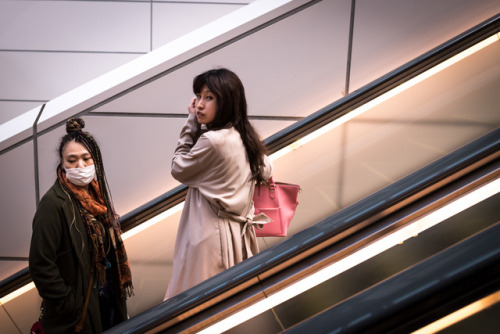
[53,180,92,271]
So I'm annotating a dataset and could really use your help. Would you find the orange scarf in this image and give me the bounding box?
[58,168,133,298]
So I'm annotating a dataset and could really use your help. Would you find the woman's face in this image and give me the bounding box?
[195,85,217,125]
[62,141,94,169]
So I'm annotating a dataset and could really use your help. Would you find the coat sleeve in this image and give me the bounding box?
[171,114,220,187]
[261,154,273,181]
[29,194,79,316]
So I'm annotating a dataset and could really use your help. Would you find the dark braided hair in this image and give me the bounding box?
[58,117,119,226]
[192,68,268,183]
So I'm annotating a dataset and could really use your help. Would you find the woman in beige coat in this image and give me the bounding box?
[165,68,273,299]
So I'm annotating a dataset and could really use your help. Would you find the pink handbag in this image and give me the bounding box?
[253,177,300,237]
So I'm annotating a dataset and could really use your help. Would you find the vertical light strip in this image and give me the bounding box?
[270,33,499,162]
[198,177,500,334]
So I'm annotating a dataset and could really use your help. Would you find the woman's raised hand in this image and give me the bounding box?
[188,97,197,114]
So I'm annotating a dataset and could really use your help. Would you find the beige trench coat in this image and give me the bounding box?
[165,114,272,299]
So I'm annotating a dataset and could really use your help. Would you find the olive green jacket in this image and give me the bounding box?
[29,180,127,333]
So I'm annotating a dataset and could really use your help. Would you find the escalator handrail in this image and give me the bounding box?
[285,221,500,334]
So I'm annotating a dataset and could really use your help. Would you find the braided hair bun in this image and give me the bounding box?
[66,118,85,133]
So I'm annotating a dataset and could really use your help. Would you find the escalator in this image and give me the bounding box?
[1,9,499,334]
[105,128,499,333]
[103,14,500,333]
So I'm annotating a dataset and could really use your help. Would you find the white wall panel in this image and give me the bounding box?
[350,0,500,92]
[0,261,28,282]
[152,2,246,49]
[0,142,36,258]
[95,0,351,121]
[1,287,41,334]
[182,0,253,3]
[0,0,150,52]
[123,209,182,315]
[80,116,186,215]
[251,119,297,140]
[0,51,142,100]
[0,306,20,334]
[195,0,351,118]
[0,101,43,124]
[36,124,66,199]
[93,63,201,115]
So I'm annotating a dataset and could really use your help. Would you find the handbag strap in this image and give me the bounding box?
[74,271,94,333]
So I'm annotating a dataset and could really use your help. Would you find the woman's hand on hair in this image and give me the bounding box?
[188,97,196,115]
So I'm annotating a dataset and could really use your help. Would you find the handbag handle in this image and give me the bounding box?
[75,271,93,333]
[256,177,276,197]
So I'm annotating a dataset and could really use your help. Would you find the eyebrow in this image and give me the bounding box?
[65,153,92,158]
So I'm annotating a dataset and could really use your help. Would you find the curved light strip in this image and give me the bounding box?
[0,282,36,305]
[412,290,500,334]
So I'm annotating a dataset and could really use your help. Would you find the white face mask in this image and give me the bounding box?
[64,165,96,186]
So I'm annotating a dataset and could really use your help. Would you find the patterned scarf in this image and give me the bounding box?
[58,168,133,298]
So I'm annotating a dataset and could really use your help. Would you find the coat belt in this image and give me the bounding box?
[217,209,272,237]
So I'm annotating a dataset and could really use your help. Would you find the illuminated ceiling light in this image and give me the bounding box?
[121,202,184,241]
[412,289,500,334]
[270,33,499,162]
[198,176,500,334]
[0,282,36,305]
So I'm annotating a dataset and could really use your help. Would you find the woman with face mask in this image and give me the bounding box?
[164,68,273,299]
[29,118,133,333]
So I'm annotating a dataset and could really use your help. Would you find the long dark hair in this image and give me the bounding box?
[193,68,267,183]
[58,117,119,225]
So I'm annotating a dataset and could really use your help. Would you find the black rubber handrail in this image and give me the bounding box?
[1,12,498,302]
[285,222,500,334]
